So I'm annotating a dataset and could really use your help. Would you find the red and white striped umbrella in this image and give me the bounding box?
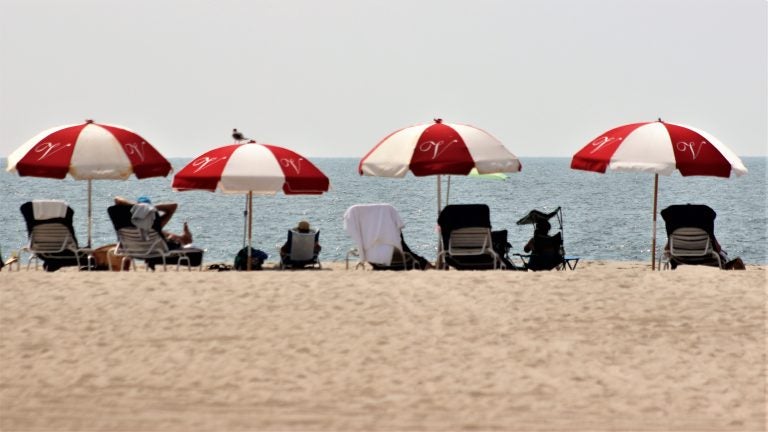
[7,119,171,180]
[6,119,171,246]
[571,120,747,177]
[359,118,521,178]
[172,142,329,194]
[360,118,520,218]
[571,119,748,269]
[172,142,330,269]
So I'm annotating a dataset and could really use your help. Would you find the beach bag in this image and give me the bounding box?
[725,257,746,270]
[234,247,267,270]
[93,244,131,271]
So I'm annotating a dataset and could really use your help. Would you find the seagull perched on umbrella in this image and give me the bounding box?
[232,128,249,143]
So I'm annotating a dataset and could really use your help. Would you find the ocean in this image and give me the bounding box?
[2,157,766,266]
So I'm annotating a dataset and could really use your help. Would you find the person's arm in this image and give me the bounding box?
[153,203,178,228]
[114,196,135,206]
[523,238,534,253]
[711,235,722,253]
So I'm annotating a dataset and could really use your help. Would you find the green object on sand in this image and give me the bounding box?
[468,168,509,180]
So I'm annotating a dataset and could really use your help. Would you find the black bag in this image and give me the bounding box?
[234,247,268,270]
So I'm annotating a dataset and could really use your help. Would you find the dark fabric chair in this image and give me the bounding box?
[280,229,321,269]
[437,204,504,270]
[107,205,203,271]
[660,204,723,269]
[524,232,564,271]
[20,201,93,271]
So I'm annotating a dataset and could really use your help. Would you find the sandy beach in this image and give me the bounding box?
[0,261,765,431]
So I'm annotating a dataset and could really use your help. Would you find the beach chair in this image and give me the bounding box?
[18,200,94,271]
[515,207,578,271]
[436,204,504,270]
[659,204,724,270]
[107,205,204,271]
[279,228,321,269]
[343,203,422,270]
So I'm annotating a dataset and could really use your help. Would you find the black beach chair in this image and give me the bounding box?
[107,205,204,271]
[515,207,578,271]
[436,204,509,270]
[659,204,723,270]
[19,201,94,271]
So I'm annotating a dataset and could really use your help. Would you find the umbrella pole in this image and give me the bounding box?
[247,191,253,271]
[651,174,659,270]
[446,175,451,206]
[436,175,443,268]
[87,179,92,248]
[243,195,248,248]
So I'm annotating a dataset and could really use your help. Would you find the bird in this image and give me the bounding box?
[232,128,249,143]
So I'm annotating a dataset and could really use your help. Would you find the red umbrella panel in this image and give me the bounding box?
[571,119,747,269]
[6,120,172,246]
[173,142,330,269]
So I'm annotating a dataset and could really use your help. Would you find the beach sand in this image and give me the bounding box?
[1,261,765,431]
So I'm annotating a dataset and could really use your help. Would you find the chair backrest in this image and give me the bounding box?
[532,232,563,256]
[288,229,319,261]
[437,204,492,247]
[30,224,79,254]
[114,227,170,258]
[661,204,716,238]
[447,227,493,256]
[20,201,80,254]
[108,205,170,259]
[343,203,405,265]
[669,227,713,257]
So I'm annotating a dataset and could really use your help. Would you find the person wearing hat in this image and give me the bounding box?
[280,220,321,259]
[114,195,193,246]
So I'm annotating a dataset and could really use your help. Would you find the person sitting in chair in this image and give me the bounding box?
[114,195,193,247]
[280,220,321,260]
[523,219,563,271]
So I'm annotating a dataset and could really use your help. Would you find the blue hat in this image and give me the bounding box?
[137,196,152,204]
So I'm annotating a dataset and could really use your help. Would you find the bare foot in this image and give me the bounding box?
[180,222,193,245]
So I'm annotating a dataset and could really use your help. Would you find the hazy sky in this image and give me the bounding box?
[1,0,766,158]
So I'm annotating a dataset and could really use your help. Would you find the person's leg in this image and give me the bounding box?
[164,223,193,246]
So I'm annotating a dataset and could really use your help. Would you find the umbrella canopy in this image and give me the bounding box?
[571,120,747,177]
[172,141,330,270]
[570,119,747,269]
[359,118,521,178]
[359,118,521,216]
[172,142,329,194]
[7,119,171,180]
[6,119,172,246]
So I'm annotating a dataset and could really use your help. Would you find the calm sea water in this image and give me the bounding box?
[1,157,766,265]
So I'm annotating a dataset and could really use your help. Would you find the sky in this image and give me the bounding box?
[1,0,766,158]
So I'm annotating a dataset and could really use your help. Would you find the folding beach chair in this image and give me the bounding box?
[107,205,204,271]
[515,207,579,271]
[18,200,94,271]
[436,204,505,270]
[279,228,321,269]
